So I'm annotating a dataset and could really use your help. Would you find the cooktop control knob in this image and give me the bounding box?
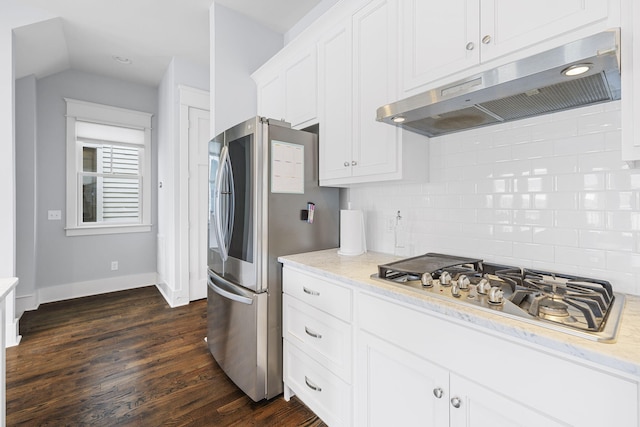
[488,286,504,305]
[476,278,491,295]
[451,281,461,298]
[439,271,452,286]
[421,272,433,287]
[457,275,470,290]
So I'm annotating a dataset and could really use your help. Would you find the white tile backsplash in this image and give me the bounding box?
[348,100,640,295]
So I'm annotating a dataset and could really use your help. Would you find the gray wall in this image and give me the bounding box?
[20,69,158,296]
[15,75,37,309]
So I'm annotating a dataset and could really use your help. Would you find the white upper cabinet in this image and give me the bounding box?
[253,45,318,129]
[321,0,402,186]
[318,21,353,182]
[284,47,318,128]
[401,0,480,93]
[622,0,640,165]
[402,0,614,94]
[319,0,427,187]
[481,0,609,61]
[350,0,401,180]
[256,70,284,123]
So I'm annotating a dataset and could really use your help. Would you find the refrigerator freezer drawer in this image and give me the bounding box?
[207,273,268,402]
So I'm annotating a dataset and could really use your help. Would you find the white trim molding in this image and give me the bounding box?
[37,273,157,305]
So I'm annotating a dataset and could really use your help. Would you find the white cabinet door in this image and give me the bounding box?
[449,374,566,427]
[352,0,400,179]
[402,0,611,93]
[401,0,480,93]
[318,22,353,182]
[284,46,318,128]
[256,72,284,121]
[481,0,610,62]
[356,330,449,427]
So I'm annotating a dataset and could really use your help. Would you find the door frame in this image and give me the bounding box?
[178,86,210,303]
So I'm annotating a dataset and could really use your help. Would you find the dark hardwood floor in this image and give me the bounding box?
[6,286,326,426]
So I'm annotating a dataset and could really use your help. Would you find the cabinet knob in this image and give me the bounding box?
[351,160,358,166]
[482,35,492,44]
[465,42,475,51]
[433,387,444,399]
[344,161,350,167]
[451,396,462,408]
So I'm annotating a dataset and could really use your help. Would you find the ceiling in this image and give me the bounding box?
[13,0,326,87]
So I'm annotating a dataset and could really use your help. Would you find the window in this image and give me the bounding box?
[65,99,153,236]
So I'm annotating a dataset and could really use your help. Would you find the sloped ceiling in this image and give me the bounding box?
[13,0,325,87]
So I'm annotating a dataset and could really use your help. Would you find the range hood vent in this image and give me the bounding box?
[377,29,621,138]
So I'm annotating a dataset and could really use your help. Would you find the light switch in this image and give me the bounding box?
[48,210,62,220]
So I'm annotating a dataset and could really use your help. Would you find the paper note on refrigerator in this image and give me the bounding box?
[271,140,304,194]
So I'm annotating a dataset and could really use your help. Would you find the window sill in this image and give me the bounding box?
[65,224,152,237]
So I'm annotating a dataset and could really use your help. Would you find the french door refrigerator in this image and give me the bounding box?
[207,116,339,401]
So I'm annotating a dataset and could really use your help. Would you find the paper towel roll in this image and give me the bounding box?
[338,209,367,256]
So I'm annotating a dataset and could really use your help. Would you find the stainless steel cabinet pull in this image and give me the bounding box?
[451,396,462,408]
[351,160,357,166]
[303,287,320,296]
[305,376,322,392]
[304,326,322,339]
[465,42,474,51]
[344,161,350,167]
[433,387,444,399]
[482,35,492,44]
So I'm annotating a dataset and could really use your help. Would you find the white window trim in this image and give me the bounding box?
[65,98,153,236]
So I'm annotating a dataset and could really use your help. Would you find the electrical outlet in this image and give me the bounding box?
[111,261,118,271]
[48,210,62,220]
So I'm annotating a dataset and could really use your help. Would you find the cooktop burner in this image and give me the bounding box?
[373,253,625,342]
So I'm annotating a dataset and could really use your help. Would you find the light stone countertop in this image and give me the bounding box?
[279,249,640,379]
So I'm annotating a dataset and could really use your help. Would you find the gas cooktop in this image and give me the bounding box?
[373,253,625,343]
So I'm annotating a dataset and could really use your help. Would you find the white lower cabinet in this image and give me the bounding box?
[282,266,638,427]
[282,267,353,426]
[356,292,638,427]
[357,331,564,427]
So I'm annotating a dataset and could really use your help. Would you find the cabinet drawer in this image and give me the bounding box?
[283,294,352,381]
[284,341,351,427]
[283,267,352,321]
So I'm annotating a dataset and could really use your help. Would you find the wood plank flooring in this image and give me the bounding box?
[6,286,327,426]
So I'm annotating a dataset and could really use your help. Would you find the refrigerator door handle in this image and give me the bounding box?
[208,273,253,305]
[213,146,234,262]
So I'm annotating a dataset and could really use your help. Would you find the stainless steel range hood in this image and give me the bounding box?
[377,29,621,138]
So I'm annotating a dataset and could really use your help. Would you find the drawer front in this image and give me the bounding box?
[283,267,352,321]
[284,341,351,427]
[283,294,352,381]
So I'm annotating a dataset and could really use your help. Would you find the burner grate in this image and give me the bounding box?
[373,253,625,342]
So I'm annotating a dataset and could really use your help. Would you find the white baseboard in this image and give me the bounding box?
[155,280,189,308]
[37,272,158,305]
[16,293,38,317]
[5,317,21,347]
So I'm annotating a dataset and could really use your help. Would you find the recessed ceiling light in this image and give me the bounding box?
[392,116,406,123]
[562,63,591,77]
[112,55,132,65]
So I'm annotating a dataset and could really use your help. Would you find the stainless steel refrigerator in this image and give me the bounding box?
[207,116,339,401]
